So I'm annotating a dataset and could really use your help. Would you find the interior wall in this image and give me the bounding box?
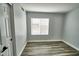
[27,12,65,41]
[63,8,79,50]
[13,4,27,55]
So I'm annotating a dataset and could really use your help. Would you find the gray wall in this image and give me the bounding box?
[27,12,65,41]
[13,4,27,55]
[63,8,79,50]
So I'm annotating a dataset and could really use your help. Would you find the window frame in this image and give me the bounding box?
[31,18,49,35]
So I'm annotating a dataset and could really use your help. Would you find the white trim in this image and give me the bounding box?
[63,40,79,51]
[18,41,27,56]
[28,39,62,42]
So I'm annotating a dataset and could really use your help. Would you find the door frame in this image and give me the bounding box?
[8,3,17,56]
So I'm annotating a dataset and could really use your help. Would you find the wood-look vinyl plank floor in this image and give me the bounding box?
[21,41,79,56]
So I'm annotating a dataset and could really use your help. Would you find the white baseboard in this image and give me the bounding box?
[18,41,27,56]
[63,40,79,51]
[28,39,62,42]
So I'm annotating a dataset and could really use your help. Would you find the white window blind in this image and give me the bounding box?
[31,18,49,35]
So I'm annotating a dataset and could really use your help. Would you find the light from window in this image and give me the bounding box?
[31,18,49,35]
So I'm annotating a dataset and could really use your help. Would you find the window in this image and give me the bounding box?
[31,18,49,35]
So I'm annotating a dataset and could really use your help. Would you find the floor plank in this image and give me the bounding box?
[21,41,79,56]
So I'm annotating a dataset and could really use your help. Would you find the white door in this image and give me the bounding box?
[4,4,13,56]
[0,5,8,56]
[0,4,13,56]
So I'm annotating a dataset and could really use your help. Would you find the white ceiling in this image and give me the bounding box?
[21,3,79,13]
